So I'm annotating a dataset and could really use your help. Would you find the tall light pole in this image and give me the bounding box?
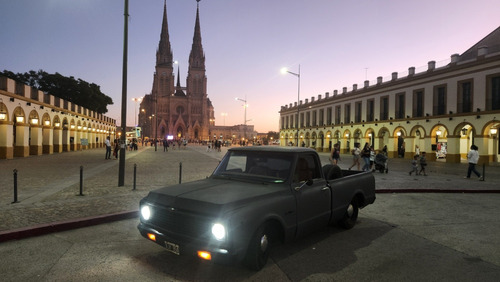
[235,96,249,142]
[131,97,142,126]
[221,112,228,126]
[281,65,300,146]
[118,0,129,187]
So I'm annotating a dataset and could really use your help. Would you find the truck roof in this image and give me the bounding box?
[228,146,317,154]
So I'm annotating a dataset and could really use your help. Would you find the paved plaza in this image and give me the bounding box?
[1,144,499,241]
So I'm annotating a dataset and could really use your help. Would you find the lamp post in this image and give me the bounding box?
[235,96,249,141]
[221,112,228,126]
[281,65,300,146]
[131,97,142,126]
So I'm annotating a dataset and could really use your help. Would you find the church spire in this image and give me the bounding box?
[188,0,205,70]
[174,65,186,96]
[156,0,173,67]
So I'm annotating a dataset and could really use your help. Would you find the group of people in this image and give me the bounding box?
[408,152,428,176]
[104,136,120,160]
[341,143,379,172]
[207,140,224,152]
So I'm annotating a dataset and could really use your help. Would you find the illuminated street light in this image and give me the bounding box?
[235,96,249,141]
[281,65,300,146]
[131,97,143,126]
[221,112,228,126]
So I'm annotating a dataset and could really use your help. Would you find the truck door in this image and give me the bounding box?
[293,153,331,237]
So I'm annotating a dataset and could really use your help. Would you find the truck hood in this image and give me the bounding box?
[144,178,285,215]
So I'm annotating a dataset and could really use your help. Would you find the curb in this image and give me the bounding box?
[0,210,138,243]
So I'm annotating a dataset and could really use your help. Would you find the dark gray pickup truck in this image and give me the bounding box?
[138,146,375,270]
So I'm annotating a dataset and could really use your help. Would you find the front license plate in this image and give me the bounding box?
[165,241,180,255]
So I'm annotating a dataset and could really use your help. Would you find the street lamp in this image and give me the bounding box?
[221,112,228,126]
[131,97,143,126]
[281,65,300,146]
[235,96,249,141]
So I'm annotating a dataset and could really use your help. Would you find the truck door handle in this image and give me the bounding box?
[321,187,329,191]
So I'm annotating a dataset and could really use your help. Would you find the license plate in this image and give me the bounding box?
[164,241,180,255]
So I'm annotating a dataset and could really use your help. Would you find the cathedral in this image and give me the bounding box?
[139,1,215,142]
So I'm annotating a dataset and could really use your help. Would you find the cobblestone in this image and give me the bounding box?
[1,144,499,234]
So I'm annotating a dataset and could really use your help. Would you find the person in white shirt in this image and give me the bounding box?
[465,145,483,180]
[105,136,112,159]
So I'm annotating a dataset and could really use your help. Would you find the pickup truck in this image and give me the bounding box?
[138,146,375,270]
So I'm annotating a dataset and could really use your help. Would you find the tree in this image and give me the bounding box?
[1,69,113,114]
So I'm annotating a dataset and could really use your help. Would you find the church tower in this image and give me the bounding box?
[139,0,214,142]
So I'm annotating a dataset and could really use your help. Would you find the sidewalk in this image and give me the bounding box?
[1,144,499,241]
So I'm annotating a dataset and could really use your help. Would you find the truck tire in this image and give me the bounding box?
[244,224,273,271]
[339,197,359,229]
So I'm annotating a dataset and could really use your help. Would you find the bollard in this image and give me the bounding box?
[179,162,182,184]
[133,163,137,190]
[12,169,18,204]
[79,166,84,196]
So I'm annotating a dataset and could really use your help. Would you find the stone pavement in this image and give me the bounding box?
[1,144,499,241]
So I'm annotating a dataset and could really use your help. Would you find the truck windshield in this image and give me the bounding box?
[213,151,293,183]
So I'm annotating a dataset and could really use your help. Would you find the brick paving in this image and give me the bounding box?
[1,144,499,236]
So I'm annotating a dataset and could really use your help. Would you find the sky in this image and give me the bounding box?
[1,0,499,133]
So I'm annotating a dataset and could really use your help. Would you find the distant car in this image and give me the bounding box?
[138,147,376,270]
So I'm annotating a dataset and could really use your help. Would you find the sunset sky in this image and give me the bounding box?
[1,0,499,133]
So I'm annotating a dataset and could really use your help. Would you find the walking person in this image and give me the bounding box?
[409,155,419,175]
[104,136,112,159]
[349,144,361,170]
[361,143,371,171]
[465,145,483,180]
[369,146,376,171]
[418,152,427,176]
[330,144,340,165]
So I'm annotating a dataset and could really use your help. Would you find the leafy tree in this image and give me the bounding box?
[1,69,113,114]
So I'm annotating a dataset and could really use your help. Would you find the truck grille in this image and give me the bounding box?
[148,205,213,239]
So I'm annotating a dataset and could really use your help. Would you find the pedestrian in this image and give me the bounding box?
[104,136,112,159]
[465,145,483,180]
[207,142,211,152]
[163,139,168,152]
[113,139,119,159]
[409,155,419,175]
[369,146,375,171]
[418,152,427,175]
[415,145,420,156]
[349,144,361,170]
[361,143,371,171]
[330,144,340,165]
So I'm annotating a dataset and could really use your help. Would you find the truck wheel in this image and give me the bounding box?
[339,198,359,229]
[244,224,273,271]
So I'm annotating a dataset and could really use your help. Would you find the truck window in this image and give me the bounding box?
[294,154,321,182]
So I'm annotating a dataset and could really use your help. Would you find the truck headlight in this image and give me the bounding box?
[211,223,226,241]
[141,205,151,220]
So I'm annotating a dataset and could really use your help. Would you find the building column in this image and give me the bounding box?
[0,121,14,159]
[62,128,70,152]
[29,124,43,155]
[404,136,416,159]
[53,127,62,153]
[14,121,29,157]
[476,136,491,165]
[42,125,54,154]
[446,134,461,163]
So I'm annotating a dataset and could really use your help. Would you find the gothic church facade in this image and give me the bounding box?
[139,1,214,141]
